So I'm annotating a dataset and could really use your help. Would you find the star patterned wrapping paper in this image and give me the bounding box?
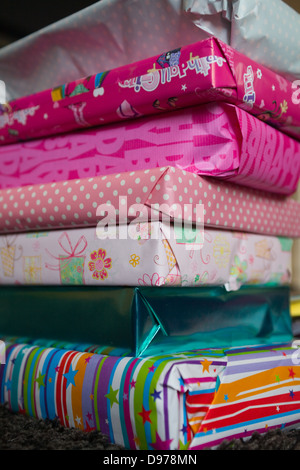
[1,337,300,450]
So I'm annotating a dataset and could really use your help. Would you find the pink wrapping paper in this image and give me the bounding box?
[0,37,299,145]
[1,166,300,238]
[0,223,292,291]
[1,102,300,195]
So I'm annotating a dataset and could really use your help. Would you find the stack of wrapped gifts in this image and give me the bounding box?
[1,0,300,450]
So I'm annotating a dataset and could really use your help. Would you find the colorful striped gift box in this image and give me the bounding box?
[1,338,300,450]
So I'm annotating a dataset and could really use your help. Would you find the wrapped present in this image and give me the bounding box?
[1,166,300,237]
[44,231,87,285]
[0,235,23,278]
[1,0,299,103]
[59,255,85,285]
[0,246,15,277]
[1,36,300,145]
[23,255,42,284]
[1,102,300,195]
[0,224,293,291]
[0,285,293,356]
[1,337,300,449]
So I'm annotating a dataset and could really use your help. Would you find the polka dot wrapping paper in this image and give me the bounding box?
[1,166,300,238]
[1,101,300,196]
[1,36,300,147]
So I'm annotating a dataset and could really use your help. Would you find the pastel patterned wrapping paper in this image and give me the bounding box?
[1,338,300,450]
[0,223,292,291]
[1,102,300,195]
[0,285,292,356]
[1,166,300,237]
[1,36,300,146]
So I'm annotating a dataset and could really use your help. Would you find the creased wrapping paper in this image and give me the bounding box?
[0,0,299,102]
[1,102,300,196]
[0,285,292,356]
[1,36,299,146]
[1,338,300,449]
[0,223,292,292]
[1,166,300,237]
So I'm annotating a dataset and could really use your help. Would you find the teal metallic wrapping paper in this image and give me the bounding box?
[0,285,292,356]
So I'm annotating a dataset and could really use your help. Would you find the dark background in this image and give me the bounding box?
[0,0,99,48]
[0,0,299,49]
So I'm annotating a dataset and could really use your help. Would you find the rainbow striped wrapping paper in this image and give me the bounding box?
[1,338,300,450]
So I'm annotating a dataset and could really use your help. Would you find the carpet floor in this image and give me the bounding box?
[1,403,300,450]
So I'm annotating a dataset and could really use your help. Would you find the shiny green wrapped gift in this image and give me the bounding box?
[0,285,292,356]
